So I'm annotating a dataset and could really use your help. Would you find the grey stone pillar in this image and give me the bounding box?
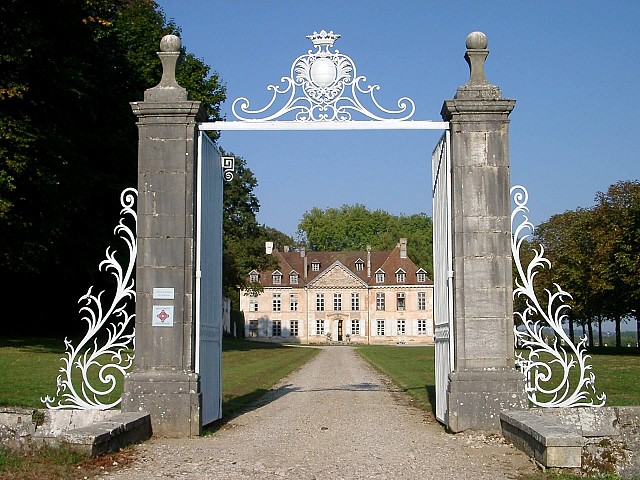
[122,35,206,437]
[441,32,527,432]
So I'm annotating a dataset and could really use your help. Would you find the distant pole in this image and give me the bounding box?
[441,32,527,432]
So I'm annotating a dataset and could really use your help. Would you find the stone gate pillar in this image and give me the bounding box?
[122,35,206,437]
[441,32,527,432]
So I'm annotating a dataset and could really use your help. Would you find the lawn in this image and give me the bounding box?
[0,337,319,417]
[0,336,319,479]
[355,345,640,416]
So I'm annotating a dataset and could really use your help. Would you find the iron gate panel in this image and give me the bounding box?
[432,130,453,425]
[196,132,223,426]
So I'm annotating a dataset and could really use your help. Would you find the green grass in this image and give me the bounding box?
[0,337,319,478]
[0,337,319,415]
[356,345,436,414]
[355,345,640,418]
[0,337,127,408]
[220,339,319,418]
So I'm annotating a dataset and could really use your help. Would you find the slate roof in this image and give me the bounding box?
[250,245,433,288]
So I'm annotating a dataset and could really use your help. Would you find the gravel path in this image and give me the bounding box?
[101,347,538,479]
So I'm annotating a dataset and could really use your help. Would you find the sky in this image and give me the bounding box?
[156,0,639,239]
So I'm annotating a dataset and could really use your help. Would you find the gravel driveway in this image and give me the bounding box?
[102,346,538,479]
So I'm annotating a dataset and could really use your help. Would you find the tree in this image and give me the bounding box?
[297,204,433,274]
[0,0,225,334]
[590,180,640,351]
[221,149,293,306]
[534,209,601,346]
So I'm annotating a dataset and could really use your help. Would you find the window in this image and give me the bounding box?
[418,292,426,311]
[377,319,385,336]
[249,320,258,337]
[249,272,259,283]
[333,293,342,311]
[272,320,282,336]
[316,293,325,311]
[290,294,298,311]
[290,320,299,336]
[376,292,385,311]
[316,319,325,335]
[290,273,298,284]
[249,295,258,312]
[351,292,360,311]
[351,319,360,336]
[272,271,282,285]
[355,260,364,271]
[397,292,406,311]
[376,271,385,283]
[418,319,427,335]
[416,270,426,283]
[396,270,406,283]
[272,293,281,312]
[397,319,406,335]
[312,261,320,271]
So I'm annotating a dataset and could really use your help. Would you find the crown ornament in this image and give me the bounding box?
[306,30,341,48]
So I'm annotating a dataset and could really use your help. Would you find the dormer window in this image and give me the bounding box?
[249,270,259,283]
[311,261,320,272]
[355,259,364,271]
[375,269,385,283]
[272,270,282,285]
[290,272,299,284]
[416,269,427,283]
[396,269,406,283]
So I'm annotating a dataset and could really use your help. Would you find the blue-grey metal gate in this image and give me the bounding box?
[195,132,223,425]
[432,131,454,424]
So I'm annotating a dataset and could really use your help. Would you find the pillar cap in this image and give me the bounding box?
[143,35,188,102]
[456,31,502,100]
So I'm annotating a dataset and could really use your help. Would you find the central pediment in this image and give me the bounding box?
[308,261,367,288]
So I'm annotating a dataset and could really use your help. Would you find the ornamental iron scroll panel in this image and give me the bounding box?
[511,185,606,408]
[231,30,416,123]
[42,188,137,410]
[432,131,454,424]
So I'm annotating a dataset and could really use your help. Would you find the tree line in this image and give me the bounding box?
[0,0,271,334]
[519,180,640,351]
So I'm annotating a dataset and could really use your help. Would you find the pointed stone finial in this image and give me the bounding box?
[455,31,501,99]
[143,34,188,101]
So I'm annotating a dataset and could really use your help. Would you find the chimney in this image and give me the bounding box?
[301,244,307,278]
[400,238,407,259]
[265,241,273,255]
[366,245,372,278]
[284,245,289,252]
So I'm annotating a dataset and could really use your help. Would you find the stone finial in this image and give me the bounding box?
[143,34,188,101]
[455,31,501,99]
[465,31,489,85]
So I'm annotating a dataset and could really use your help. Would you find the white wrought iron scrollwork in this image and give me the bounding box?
[42,188,137,410]
[511,185,605,408]
[221,156,235,181]
[231,30,415,122]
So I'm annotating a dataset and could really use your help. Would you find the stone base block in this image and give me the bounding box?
[122,370,201,437]
[500,409,582,468]
[447,369,527,432]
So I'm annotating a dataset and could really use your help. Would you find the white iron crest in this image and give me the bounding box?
[231,30,416,122]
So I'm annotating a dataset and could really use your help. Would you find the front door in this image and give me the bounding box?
[338,320,343,341]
